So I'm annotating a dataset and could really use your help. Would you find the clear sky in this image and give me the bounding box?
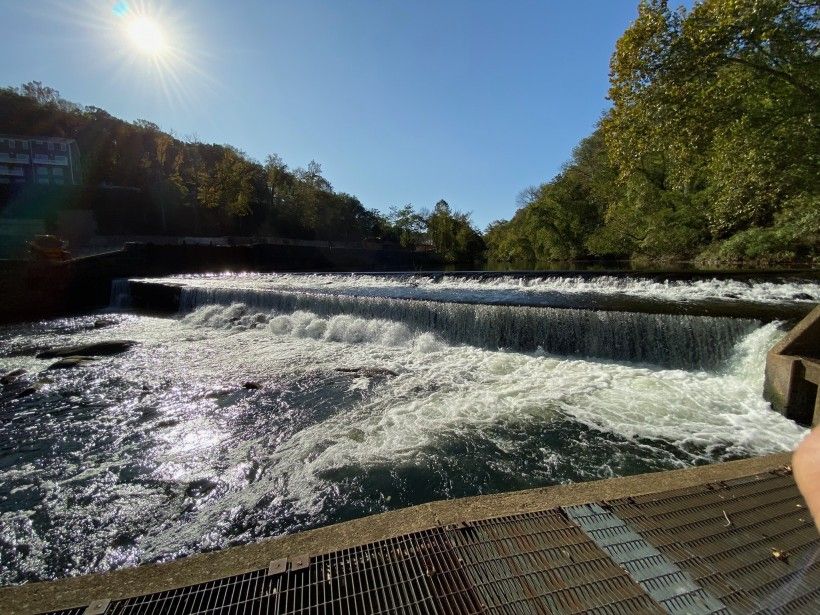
[1,0,650,229]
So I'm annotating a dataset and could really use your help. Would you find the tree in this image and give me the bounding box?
[388,204,427,248]
[295,159,332,193]
[605,0,819,244]
[426,200,485,263]
[20,81,62,106]
[487,129,616,263]
[1,83,423,244]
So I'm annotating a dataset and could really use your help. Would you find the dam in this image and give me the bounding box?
[0,271,818,613]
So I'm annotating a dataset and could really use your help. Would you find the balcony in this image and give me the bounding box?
[32,154,69,166]
[0,153,31,164]
[0,166,25,177]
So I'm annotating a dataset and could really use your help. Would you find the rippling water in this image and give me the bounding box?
[0,273,814,585]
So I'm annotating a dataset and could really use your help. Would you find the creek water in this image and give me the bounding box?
[0,272,816,585]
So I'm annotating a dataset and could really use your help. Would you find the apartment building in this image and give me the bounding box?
[0,135,81,186]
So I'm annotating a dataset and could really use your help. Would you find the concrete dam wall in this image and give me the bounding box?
[0,242,441,324]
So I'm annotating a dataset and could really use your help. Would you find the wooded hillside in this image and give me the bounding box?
[0,83,484,263]
[487,0,818,265]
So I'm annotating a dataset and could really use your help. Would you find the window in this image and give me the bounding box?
[52,167,64,176]
[36,166,48,175]
[58,142,66,152]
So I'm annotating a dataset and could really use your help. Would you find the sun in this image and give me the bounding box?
[126,15,167,56]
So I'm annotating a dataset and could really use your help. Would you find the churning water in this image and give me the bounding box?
[0,273,815,585]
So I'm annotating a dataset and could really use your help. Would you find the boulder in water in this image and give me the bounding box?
[47,356,98,370]
[347,428,366,442]
[243,381,262,390]
[93,318,117,329]
[205,389,231,399]
[1,368,27,386]
[16,383,43,398]
[185,478,217,498]
[793,293,814,301]
[37,340,137,359]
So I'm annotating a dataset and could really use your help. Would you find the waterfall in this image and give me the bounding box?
[177,285,759,370]
[109,278,133,308]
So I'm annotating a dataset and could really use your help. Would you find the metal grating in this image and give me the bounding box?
[103,529,482,615]
[443,509,665,614]
[564,503,728,615]
[31,468,820,615]
[608,470,820,614]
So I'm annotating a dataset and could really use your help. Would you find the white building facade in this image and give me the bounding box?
[0,136,81,186]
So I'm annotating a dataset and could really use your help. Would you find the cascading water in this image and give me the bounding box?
[175,284,756,370]
[0,272,814,586]
[109,278,133,308]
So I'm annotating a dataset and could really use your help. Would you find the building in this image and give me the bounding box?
[0,135,81,186]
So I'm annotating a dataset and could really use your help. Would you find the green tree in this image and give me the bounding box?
[604,0,819,257]
[426,200,485,263]
[388,204,427,248]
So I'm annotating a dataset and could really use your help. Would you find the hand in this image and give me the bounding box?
[793,427,820,532]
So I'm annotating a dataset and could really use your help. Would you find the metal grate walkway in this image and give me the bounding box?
[39,468,820,615]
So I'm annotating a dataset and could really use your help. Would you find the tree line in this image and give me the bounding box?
[488,0,818,265]
[0,83,484,263]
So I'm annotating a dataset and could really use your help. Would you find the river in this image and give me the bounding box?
[0,272,816,585]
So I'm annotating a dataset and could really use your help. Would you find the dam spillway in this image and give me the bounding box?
[0,271,817,594]
[122,271,818,370]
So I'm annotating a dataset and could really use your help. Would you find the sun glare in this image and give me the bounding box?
[126,15,166,56]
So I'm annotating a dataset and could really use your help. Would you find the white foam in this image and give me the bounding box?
[146,272,820,305]
[167,307,805,515]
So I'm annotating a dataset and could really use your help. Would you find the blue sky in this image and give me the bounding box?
[2,1,653,229]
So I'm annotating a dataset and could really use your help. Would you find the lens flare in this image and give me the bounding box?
[126,15,166,56]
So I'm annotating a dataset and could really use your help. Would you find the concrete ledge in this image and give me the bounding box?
[0,452,794,615]
[765,304,820,425]
[126,278,815,323]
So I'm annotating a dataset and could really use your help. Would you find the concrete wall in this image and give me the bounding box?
[0,242,442,325]
[765,305,820,426]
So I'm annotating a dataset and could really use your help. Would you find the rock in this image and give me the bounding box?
[243,381,262,390]
[205,389,232,399]
[0,368,27,386]
[47,356,98,370]
[335,367,399,378]
[16,384,43,398]
[793,293,814,301]
[347,428,366,442]
[37,340,137,359]
[93,318,117,329]
[185,478,217,498]
[5,345,49,358]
